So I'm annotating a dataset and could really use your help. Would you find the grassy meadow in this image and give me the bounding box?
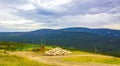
[0,42,53,66]
[62,56,120,65]
[0,50,51,66]
[0,42,120,66]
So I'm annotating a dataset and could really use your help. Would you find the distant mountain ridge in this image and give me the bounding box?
[0,27,120,56]
[59,27,120,37]
[0,27,120,37]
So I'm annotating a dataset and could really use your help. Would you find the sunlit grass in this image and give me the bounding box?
[62,56,120,65]
[72,51,93,55]
[0,52,52,66]
[1,42,120,65]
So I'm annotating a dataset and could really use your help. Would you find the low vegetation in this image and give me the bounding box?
[0,51,51,66]
[0,42,41,51]
[0,41,120,66]
[0,42,53,66]
[72,51,92,55]
[62,56,120,65]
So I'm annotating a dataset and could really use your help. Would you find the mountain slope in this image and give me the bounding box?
[60,27,120,38]
[0,27,120,56]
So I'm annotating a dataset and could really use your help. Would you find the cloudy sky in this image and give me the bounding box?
[0,0,120,32]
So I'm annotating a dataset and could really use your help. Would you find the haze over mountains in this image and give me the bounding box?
[0,27,120,56]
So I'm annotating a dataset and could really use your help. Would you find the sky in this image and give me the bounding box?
[0,0,120,32]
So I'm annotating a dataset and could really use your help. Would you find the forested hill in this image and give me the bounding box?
[0,27,120,56]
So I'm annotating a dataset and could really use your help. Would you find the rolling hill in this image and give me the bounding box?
[0,27,120,56]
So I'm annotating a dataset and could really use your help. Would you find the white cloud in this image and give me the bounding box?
[53,13,120,29]
[17,3,36,11]
[102,24,120,30]
[30,0,72,11]
[0,6,51,31]
[0,0,120,31]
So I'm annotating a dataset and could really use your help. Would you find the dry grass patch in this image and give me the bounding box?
[0,51,52,66]
[62,56,120,65]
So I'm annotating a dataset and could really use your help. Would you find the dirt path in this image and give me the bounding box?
[9,51,120,66]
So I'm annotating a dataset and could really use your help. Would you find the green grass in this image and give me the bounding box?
[72,51,93,55]
[1,41,120,65]
[0,51,52,66]
[62,56,120,65]
[0,42,57,51]
[0,42,41,51]
[0,42,56,66]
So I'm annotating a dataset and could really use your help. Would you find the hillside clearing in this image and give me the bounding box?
[0,51,52,66]
[8,51,120,66]
[0,42,120,66]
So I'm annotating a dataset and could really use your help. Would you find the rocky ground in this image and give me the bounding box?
[45,47,72,56]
